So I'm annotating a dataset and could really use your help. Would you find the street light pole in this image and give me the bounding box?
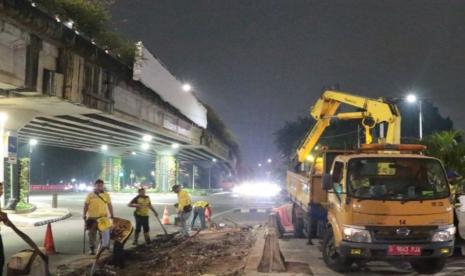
[208,166,211,191]
[406,94,423,140]
[418,100,423,140]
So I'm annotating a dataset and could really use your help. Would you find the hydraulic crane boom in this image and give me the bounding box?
[296,90,401,163]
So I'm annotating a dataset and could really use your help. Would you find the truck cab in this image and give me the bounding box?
[322,152,455,274]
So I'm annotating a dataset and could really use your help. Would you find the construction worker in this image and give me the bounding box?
[172,185,192,237]
[83,179,114,255]
[128,187,158,245]
[191,201,211,229]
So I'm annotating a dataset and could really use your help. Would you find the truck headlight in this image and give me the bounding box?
[432,225,456,242]
[343,225,372,243]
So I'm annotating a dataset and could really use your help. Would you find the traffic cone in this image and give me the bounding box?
[205,207,212,222]
[44,223,56,255]
[162,205,170,225]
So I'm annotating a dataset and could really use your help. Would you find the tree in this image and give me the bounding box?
[423,130,465,176]
[34,0,136,64]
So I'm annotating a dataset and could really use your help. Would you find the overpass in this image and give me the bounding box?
[0,0,238,204]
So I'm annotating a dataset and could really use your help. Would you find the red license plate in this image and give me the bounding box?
[388,245,421,256]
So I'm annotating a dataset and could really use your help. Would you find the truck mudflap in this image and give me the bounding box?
[339,241,454,259]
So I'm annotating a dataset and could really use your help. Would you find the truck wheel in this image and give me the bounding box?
[322,227,353,272]
[410,258,446,274]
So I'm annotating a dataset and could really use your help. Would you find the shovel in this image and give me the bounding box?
[153,213,178,242]
[154,213,169,236]
[90,246,106,276]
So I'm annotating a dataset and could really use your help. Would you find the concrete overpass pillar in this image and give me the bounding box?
[4,161,19,209]
[100,156,122,192]
[154,154,178,192]
[18,157,29,205]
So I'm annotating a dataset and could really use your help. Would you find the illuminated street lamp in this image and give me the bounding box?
[405,93,423,140]
[182,83,192,92]
[141,143,150,150]
[171,143,180,149]
[29,139,38,146]
[406,94,417,103]
[306,154,315,162]
[142,134,152,142]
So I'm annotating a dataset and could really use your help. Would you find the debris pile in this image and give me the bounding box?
[58,227,257,276]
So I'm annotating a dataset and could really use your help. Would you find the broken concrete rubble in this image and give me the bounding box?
[57,226,258,276]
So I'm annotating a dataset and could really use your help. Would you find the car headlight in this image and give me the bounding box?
[432,225,456,242]
[343,225,372,243]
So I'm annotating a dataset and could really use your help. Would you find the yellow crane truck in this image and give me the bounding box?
[287,91,455,274]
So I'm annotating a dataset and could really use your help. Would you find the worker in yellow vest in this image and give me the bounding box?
[191,201,211,229]
[128,187,158,245]
[83,179,114,255]
[172,185,192,237]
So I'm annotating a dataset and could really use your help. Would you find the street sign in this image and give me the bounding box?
[7,135,17,164]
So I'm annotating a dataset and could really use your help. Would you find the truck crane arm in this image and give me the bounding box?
[296,90,401,163]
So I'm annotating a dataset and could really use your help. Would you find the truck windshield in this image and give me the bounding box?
[348,157,449,200]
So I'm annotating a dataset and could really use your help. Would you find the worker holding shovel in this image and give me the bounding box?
[128,187,159,245]
[172,185,192,237]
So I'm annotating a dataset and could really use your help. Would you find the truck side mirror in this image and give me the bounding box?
[322,173,332,190]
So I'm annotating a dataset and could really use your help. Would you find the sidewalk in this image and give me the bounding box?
[6,203,72,227]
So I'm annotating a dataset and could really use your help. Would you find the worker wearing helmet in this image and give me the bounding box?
[172,185,192,237]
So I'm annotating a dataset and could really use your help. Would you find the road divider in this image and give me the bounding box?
[234,208,273,214]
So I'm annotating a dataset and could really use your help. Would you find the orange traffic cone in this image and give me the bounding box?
[205,207,212,222]
[162,205,170,225]
[44,223,56,255]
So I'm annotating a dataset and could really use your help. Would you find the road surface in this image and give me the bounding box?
[2,191,278,273]
[2,192,465,275]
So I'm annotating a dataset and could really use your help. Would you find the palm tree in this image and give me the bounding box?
[423,130,465,176]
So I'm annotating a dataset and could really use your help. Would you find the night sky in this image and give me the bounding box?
[110,0,465,165]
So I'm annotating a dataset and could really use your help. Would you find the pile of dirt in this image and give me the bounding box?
[62,227,257,276]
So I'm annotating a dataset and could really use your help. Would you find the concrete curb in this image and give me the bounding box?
[33,211,72,226]
[8,208,72,227]
[3,205,37,215]
[244,227,265,274]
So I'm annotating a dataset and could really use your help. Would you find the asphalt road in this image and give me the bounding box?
[1,191,279,273]
[4,192,465,275]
